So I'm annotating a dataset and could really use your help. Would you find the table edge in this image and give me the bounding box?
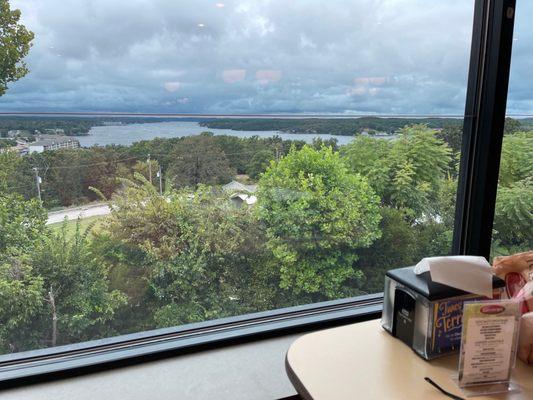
[285,349,314,400]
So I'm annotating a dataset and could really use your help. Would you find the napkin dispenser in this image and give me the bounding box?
[381,265,505,360]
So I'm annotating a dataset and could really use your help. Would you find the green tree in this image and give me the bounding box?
[0,194,46,352]
[493,131,532,253]
[167,136,235,188]
[311,137,339,152]
[257,145,381,299]
[209,135,249,174]
[105,174,188,259]
[0,150,23,192]
[149,188,282,326]
[37,150,90,207]
[504,117,521,135]
[1,149,36,200]
[498,132,532,186]
[83,147,128,200]
[357,207,417,293]
[493,180,532,249]
[246,149,275,180]
[0,258,44,352]
[0,0,34,96]
[342,125,452,217]
[31,220,127,346]
[104,177,282,327]
[340,135,391,196]
[0,193,46,255]
[1,193,127,351]
[436,125,462,154]
[124,159,161,186]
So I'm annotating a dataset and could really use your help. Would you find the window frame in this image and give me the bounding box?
[453,0,517,258]
[0,0,517,389]
[0,294,382,387]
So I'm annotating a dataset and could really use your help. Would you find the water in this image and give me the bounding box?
[77,121,356,147]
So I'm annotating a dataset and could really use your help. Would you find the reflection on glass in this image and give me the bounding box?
[0,0,476,355]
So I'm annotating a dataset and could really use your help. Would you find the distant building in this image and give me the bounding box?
[230,193,257,208]
[360,130,398,140]
[222,180,258,194]
[0,142,28,156]
[28,136,80,154]
[223,180,258,208]
[44,128,65,135]
[7,129,30,138]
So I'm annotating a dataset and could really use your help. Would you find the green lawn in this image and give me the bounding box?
[48,215,106,238]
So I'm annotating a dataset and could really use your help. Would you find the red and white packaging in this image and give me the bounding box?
[492,251,533,364]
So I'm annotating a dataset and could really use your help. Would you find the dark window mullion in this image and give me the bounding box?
[453,0,516,258]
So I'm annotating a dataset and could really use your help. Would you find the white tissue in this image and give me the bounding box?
[414,256,494,298]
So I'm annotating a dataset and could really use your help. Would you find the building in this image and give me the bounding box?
[43,128,65,135]
[6,129,30,138]
[223,181,258,208]
[229,193,257,208]
[222,180,257,194]
[0,139,29,156]
[28,136,80,154]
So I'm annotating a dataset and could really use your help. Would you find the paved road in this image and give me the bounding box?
[47,203,111,225]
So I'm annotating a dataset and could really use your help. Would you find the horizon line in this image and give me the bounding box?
[0,112,471,118]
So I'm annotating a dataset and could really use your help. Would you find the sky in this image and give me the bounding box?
[0,0,531,115]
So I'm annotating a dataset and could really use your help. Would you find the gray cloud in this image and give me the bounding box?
[0,0,531,115]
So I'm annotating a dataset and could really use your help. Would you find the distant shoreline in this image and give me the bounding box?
[199,117,464,136]
[77,121,358,147]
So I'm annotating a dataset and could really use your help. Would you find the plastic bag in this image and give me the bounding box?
[492,251,533,364]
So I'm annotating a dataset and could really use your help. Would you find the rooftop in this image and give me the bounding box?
[30,136,80,147]
[222,180,258,194]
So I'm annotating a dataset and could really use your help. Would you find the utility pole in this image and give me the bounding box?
[33,167,42,203]
[147,153,152,184]
[157,166,163,195]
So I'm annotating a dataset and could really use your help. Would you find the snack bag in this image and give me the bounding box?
[518,293,533,364]
[492,251,533,364]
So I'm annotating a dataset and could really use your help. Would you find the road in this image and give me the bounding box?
[47,203,111,225]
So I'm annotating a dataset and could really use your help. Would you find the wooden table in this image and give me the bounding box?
[285,319,533,400]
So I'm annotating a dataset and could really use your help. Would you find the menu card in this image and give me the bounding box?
[458,300,520,387]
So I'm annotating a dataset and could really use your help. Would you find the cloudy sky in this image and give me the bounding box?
[0,0,531,115]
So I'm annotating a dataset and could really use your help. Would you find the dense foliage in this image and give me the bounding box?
[0,123,530,354]
[492,131,533,255]
[200,117,463,135]
[0,0,34,97]
[258,146,381,298]
[0,117,96,136]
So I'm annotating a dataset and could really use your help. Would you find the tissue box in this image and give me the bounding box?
[381,266,505,360]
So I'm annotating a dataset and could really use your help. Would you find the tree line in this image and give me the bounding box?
[1,133,316,208]
[200,117,465,135]
[0,117,213,138]
[0,117,97,137]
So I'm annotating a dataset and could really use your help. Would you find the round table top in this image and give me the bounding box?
[286,319,533,400]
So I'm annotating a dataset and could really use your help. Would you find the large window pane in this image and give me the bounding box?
[491,0,533,259]
[0,0,473,354]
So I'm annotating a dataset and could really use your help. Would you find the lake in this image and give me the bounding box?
[77,121,356,147]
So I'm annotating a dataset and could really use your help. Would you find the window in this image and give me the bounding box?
[0,0,517,384]
[491,0,532,258]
